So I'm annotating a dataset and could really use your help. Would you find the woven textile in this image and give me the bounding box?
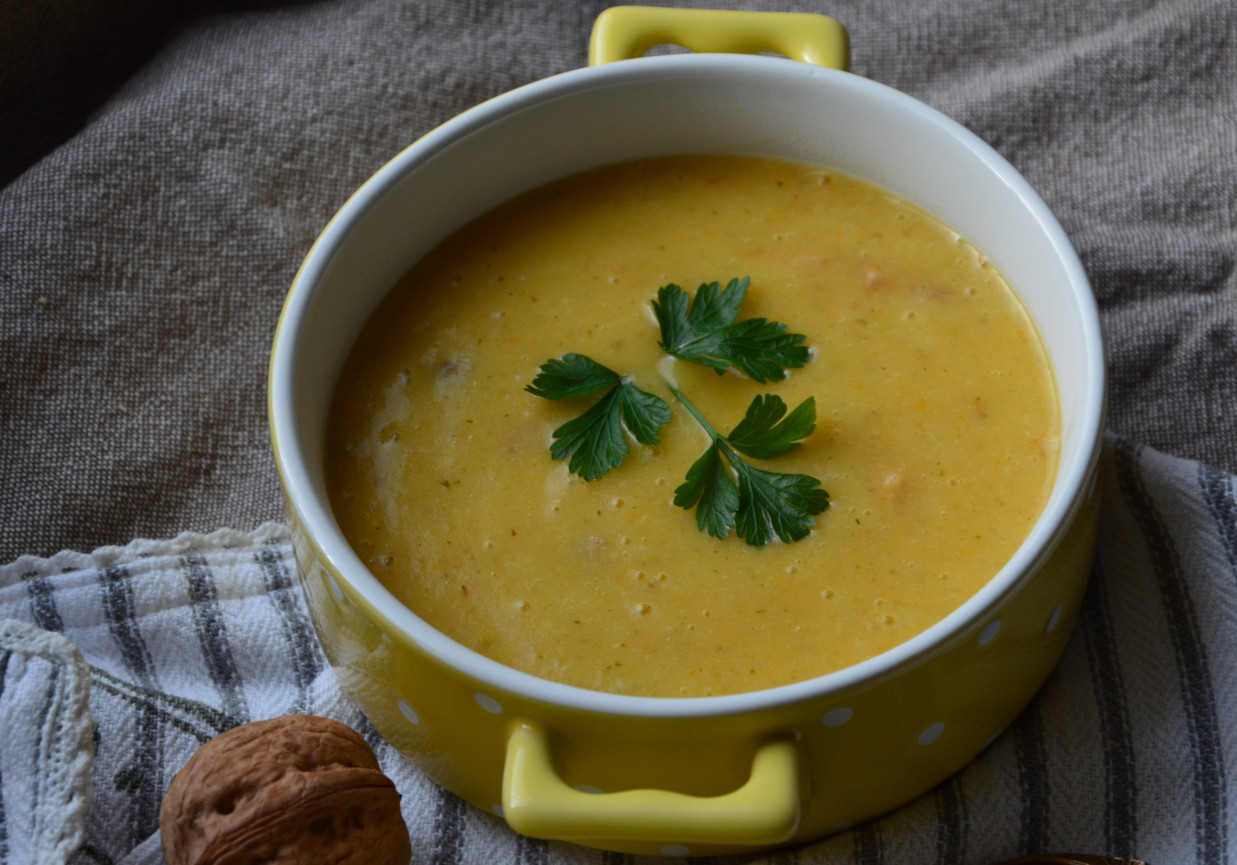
[0,620,94,865]
[1,0,1235,561]
[1,437,1235,864]
[3,0,1236,862]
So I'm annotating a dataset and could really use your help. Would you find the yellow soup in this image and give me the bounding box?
[325,155,1059,698]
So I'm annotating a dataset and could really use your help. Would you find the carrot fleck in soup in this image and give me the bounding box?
[325,155,1060,698]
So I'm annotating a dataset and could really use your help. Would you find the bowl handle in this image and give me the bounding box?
[589,6,849,70]
[501,721,801,847]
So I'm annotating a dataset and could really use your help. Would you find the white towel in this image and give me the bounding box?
[2,435,1234,865]
[0,620,93,865]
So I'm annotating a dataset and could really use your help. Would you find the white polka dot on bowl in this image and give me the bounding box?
[978,619,1002,646]
[1046,604,1063,633]
[918,722,945,746]
[326,573,345,602]
[396,699,420,725]
[821,707,853,727]
[474,693,503,714]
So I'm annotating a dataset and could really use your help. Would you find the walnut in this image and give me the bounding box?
[160,714,411,865]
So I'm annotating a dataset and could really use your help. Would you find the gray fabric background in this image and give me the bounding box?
[1,0,1234,562]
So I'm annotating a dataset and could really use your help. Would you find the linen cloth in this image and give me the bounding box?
[1,437,1234,865]
[0,619,94,865]
[1,0,1234,562]
[2,0,1236,863]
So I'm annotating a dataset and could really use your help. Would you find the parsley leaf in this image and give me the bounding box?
[652,277,811,383]
[732,461,830,547]
[726,394,818,459]
[526,353,671,481]
[525,279,829,547]
[526,352,623,399]
[673,441,740,539]
[671,388,829,546]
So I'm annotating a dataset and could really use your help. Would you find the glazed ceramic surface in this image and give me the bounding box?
[269,9,1104,856]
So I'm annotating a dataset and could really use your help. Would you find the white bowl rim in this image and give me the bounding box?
[269,52,1106,720]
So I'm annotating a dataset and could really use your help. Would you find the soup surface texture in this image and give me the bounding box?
[326,155,1059,698]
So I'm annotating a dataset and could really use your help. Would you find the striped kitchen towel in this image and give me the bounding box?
[1,433,1234,865]
[0,619,94,865]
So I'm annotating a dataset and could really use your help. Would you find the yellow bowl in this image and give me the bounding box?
[268,7,1105,856]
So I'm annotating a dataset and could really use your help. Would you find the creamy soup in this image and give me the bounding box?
[325,155,1059,698]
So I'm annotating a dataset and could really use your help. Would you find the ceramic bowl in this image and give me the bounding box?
[268,7,1105,856]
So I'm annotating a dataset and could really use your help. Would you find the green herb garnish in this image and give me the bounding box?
[671,390,829,545]
[525,353,671,482]
[652,277,810,383]
[527,279,829,547]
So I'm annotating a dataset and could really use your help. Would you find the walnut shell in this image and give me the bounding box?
[160,714,411,865]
